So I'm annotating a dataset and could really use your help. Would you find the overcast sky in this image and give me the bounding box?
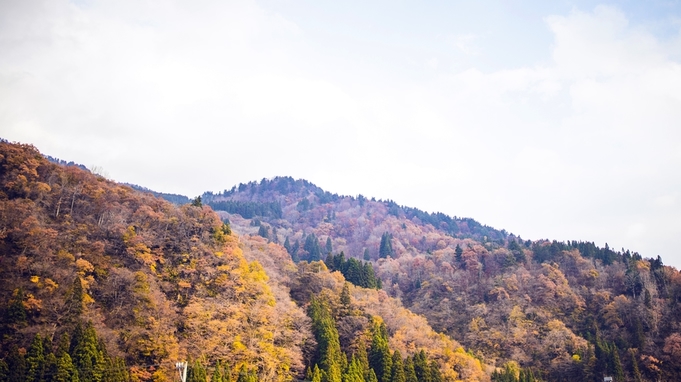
[1,0,681,268]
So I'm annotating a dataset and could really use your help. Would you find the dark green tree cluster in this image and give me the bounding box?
[325,253,382,290]
[378,234,393,259]
[305,299,443,382]
[185,359,242,382]
[1,322,128,382]
[304,234,323,262]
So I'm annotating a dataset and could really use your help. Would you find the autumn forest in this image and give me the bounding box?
[1,141,681,382]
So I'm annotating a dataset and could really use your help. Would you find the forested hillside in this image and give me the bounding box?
[207,177,681,382]
[0,143,487,381]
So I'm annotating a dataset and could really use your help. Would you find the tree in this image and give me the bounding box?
[236,365,257,382]
[455,245,463,263]
[191,196,202,207]
[257,224,269,239]
[369,319,392,382]
[364,249,371,261]
[403,357,417,382]
[25,333,45,382]
[379,233,393,259]
[308,296,343,382]
[326,237,333,254]
[187,360,207,382]
[6,345,27,382]
[55,352,79,382]
[390,351,405,382]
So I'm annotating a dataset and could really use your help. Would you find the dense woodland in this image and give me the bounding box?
[0,143,486,381]
[2,143,681,381]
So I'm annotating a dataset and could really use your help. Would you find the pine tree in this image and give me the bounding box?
[309,365,323,382]
[308,296,343,382]
[26,333,46,382]
[413,351,431,382]
[369,319,392,382]
[55,352,79,382]
[212,360,223,382]
[326,237,333,254]
[612,345,624,382]
[45,353,58,382]
[390,351,405,382]
[379,233,393,259]
[403,357,417,382]
[363,249,371,261]
[71,322,105,382]
[257,224,269,239]
[630,349,642,382]
[366,370,378,382]
[343,355,365,382]
[65,278,84,321]
[236,366,257,382]
[6,288,27,327]
[455,245,463,263]
[188,360,207,382]
[6,345,27,382]
[340,283,352,315]
[428,361,442,382]
[284,237,292,254]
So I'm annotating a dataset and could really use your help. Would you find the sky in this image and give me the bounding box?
[1,0,681,268]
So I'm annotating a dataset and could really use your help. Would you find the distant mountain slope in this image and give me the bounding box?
[207,176,681,382]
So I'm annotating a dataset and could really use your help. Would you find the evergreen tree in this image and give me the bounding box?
[45,353,58,382]
[284,237,292,254]
[187,360,207,382]
[257,224,269,239]
[326,237,333,254]
[403,357,417,382]
[413,351,431,382]
[366,370,378,382]
[630,349,642,382]
[55,352,79,382]
[379,233,393,259]
[340,283,352,315]
[305,234,322,262]
[355,340,371,380]
[343,356,365,382]
[369,320,392,382]
[211,361,223,382]
[6,288,27,327]
[455,245,463,263]
[105,358,129,382]
[612,345,624,382]
[26,333,46,382]
[390,351,405,382]
[71,322,105,382]
[309,365,323,382]
[308,296,343,382]
[66,278,84,321]
[6,345,26,382]
[428,361,442,382]
[363,249,371,261]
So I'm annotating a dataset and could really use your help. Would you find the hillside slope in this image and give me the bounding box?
[0,143,487,382]
[206,177,681,382]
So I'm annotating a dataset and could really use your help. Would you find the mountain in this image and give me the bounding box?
[203,177,681,382]
[0,142,488,381]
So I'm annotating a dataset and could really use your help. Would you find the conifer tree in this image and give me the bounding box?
[390,351,405,382]
[326,237,333,254]
[55,352,79,382]
[65,278,84,322]
[309,365,323,382]
[379,233,393,259]
[630,349,642,382]
[308,296,343,382]
[369,320,392,382]
[188,360,207,382]
[363,249,371,261]
[26,333,45,382]
[355,340,371,380]
[413,351,431,382]
[6,288,27,327]
[403,357,417,382]
[340,283,352,316]
[366,370,378,382]
[45,353,58,382]
[455,244,463,263]
[428,361,442,382]
[212,360,223,382]
[71,322,105,382]
[612,345,624,382]
[343,355,365,382]
[6,345,27,382]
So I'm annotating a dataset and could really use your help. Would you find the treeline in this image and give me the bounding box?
[325,253,382,290]
[125,184,191,205]
[0,321,128,382]
[207,200,283,219]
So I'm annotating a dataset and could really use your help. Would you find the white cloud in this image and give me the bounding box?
[1,2,680,267]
